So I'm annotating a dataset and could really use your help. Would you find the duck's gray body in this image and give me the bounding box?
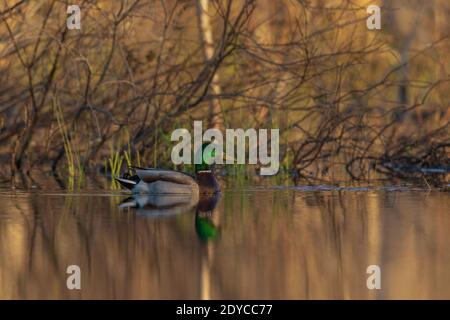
[116,168,200,195]
[133,179,199,194]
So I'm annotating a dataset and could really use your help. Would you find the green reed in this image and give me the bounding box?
[53,97,84,190]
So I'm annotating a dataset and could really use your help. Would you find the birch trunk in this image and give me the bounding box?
[196,0,223,129]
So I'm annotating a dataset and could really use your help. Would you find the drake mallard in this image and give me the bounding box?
[115,143,220,195]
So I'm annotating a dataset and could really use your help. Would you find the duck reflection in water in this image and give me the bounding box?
[118,191,221,299]
[118,192,221,240]
[195,193,221,241]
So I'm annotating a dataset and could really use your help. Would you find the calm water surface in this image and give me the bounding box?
[1,187,450,299]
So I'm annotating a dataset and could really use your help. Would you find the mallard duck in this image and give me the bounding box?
[115,143,220,195]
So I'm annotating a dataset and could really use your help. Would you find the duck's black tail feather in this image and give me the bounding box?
[118,197,138,208]
[115,177,138,190]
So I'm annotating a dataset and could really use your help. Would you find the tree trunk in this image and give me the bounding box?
[196,0,223,129]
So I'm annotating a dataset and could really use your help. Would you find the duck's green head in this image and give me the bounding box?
[195,142,216,172]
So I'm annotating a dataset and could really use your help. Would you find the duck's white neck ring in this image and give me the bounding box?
[197,170,212,173]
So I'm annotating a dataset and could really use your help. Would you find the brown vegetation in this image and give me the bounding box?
[0,0,449,186]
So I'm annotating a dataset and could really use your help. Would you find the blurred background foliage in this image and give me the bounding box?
[0,0,449,186]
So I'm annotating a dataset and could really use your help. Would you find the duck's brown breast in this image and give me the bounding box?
[196,171,220,194]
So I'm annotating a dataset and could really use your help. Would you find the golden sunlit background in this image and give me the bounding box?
[0,0,448,187]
